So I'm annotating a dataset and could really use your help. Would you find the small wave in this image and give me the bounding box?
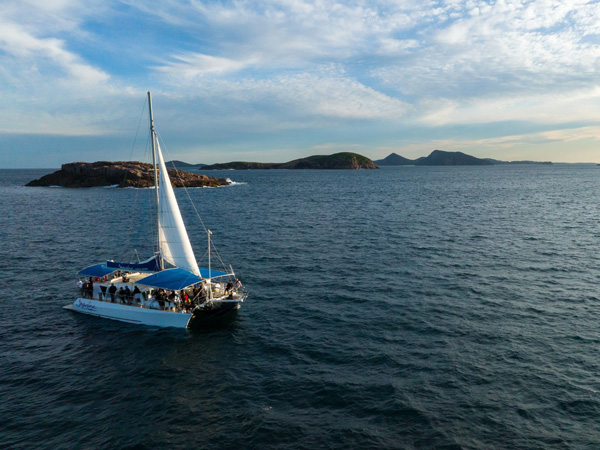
[557,398,600,416]
[226,178,247,186]
[470,234,488,239]
[184,185,232,189]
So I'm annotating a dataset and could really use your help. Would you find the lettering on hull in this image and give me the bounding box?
[76,299,97,312]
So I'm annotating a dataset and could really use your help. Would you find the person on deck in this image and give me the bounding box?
[132,286,141,303]
[197,283,207,302]
[124,286,132,305]
[118,287,125,303]
[109,284,117,302]
[157,289,165,309]
[173,291,182,310]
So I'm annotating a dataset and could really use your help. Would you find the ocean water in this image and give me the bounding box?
[1,165,599,449]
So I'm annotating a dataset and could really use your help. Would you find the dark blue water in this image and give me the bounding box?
[1,165,599,449]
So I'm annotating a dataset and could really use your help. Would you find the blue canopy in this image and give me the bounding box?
[106,255,161,272]
[135,267,230,290]
[78,264,116,278]
[135,268,200,290]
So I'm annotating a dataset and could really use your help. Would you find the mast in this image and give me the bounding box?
[147,91,161,266]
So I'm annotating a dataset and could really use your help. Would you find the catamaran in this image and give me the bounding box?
[64,92,247,328]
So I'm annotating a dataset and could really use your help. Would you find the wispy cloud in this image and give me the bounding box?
[155,53,250,79]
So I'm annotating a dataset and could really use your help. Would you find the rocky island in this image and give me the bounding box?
[201,152,378,170]
[26,161,229,188]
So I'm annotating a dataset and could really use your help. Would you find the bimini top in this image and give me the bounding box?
[78,255,162,278]
[78,263,116,278]
[135,267,230,290]
[106,255,161,272]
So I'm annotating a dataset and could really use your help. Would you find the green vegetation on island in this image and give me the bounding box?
[201,152,378,170]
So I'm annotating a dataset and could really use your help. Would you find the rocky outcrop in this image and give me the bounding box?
[26,161,229,188]
[201,152,378,170]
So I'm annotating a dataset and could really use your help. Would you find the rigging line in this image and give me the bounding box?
[197,245,227,273]
[210,239,230,272]
[128,96,148,161]
[196,249,209,264]
[122,97,151,259]
[120,97,149,189]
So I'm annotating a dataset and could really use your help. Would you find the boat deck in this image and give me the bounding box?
[79,274,245,314]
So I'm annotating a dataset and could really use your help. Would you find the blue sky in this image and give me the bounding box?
[1,0,599,167]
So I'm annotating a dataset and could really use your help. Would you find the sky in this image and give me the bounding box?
[1,0,600,167]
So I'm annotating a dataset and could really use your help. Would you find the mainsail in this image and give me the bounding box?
[155,139,201,277]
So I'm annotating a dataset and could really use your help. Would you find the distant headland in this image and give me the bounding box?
[200,152,378,170]
[176,150,553,170]
[374,150,553,166]
[25,161,229,188]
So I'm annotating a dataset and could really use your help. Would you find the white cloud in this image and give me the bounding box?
[416,86,600,127]
[369,0,600,131]
[0,19,114,134]
[0,1,129,136]
[153,68,411,139]
[139,0,427,68]
[155,53,250,79]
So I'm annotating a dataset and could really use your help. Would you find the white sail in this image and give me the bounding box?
[156,139,201,276]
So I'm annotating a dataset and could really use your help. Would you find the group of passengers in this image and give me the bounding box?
[77,277,96,299]
[108,285,141,304]
[77,271,130,299]
[77,273,243,312]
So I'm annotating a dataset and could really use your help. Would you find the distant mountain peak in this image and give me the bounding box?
[376,150,492,166]
[374,153,414,166]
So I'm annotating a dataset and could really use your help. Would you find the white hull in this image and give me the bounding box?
[65,298,193,328]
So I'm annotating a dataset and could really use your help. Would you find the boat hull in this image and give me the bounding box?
[64,297,243,328]
[65,298,193,328]
[187,300,241,327]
